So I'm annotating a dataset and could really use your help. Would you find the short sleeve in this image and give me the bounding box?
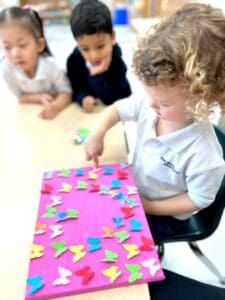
[187,164,225,208]
[2,60,21,96]
[115,95,147,122]
[51,64,72,94]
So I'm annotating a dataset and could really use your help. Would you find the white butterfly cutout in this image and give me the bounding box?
[141,258,161,276]
[126,185,138,195]
[49,224,64,239]
[49,195,63,207]
[53,266,72,286]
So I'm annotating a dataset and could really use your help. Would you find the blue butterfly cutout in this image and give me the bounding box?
[129,218,143,231]
[44,171,54,179]
[104,166,113,175]
[87,237,102,252]
[27,275,45,295]
[112,216,124,228]
[111,179,121,189]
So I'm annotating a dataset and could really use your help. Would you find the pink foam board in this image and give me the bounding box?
[25,163,165,299]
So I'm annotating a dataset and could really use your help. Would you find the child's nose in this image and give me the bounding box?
[11,47,21,57]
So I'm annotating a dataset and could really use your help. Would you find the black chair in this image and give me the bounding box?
[157,125,225,284]
[150,269,225,300]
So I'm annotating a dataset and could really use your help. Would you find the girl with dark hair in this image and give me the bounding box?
[0,6,71,119]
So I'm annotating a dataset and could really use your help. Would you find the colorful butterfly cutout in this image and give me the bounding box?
[41,183,54,194]
[111,179,121,189]
[129,218,143,231]
[121,207,135,219]
[99,185,110,194]
[58,169,70,177]
[89,184,100,192]
[126,185,138,195]
[102,249,118,262]
[123,244,140,259]
[103,166,113,175]
[75,168,85,176]
[49,195,63,207]
[44,171,54,180]
[120,162,129,169]
[59,182,72,192]
[125,264,143,283]
[75,266,95,284]
[102,266,122,283]
[34,223,46,235]
[41,205,56,218]
[76,180,88,189]
[88,171,98,180]
[30,244,44,259]
[114,230,130,243]
[53,266,72,286]
[117,169,128,179]
[112,216,124,228]
[141,258,161,276]
[49,224,64,239]
[27,275,45,295]
[139,236,154,251]
[51,241,68,258]
[102,226,114,238]
[69,245,86,263]
[87,237,102,252]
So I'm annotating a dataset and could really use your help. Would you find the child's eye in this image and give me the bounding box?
[81,48,89,52]
[97,44,105,50]
[161,103,171,107]
[3,45,11,51]
[19,43,27,49]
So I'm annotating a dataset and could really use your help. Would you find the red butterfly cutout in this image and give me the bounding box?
[41,184,54,194]
[117,169,128,180]
[120,207,135,219]
[89,184,100,192]
[139,235,154,251]
[75,266,95,284]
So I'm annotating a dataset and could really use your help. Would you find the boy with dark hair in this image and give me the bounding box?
[67,0,131,113]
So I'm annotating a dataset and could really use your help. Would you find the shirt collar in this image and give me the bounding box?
[14,56,46,80]
[156,120,207,152]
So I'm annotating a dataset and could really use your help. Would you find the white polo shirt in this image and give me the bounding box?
[1,55,71,97]
[115,96,225,219]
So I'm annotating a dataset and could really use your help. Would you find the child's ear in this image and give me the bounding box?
[111,30,116,45]
[37,38,46,53]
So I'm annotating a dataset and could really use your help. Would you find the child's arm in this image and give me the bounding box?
[39,92,71,120]
[141,193,200,216]
[83,104,120,167]
[19,93,54,104]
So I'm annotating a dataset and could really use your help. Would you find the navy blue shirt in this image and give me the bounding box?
[66,44,131,106]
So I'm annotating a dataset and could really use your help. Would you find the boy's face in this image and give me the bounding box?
[76,32,115,67]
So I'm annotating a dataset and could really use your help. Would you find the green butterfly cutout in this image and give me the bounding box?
[127,198,138,208]
[42,205,56,218]
[67,208,79,218]
[99,185,110,194]
[76,181,88,189]
[114,231,130,243]
[102,249,118,262]
[59,169,70,177]
[125,264,143,283]
[51,241,68,258]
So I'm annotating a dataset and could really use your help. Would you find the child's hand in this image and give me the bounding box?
[40,94,55,105]
[83,133,104,167]
[82,96,96,113]
[90,54,112,76]
[39,103,59,120]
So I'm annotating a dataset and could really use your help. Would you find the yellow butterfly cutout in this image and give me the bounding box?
[59,182,72,192]
[30,244,44,259]
[69,245,87,263]
[123,244,140,259]
[102,266,122,283]
[88,171,98,180]
[102,226,114,238]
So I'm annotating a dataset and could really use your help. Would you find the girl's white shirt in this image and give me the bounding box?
[1,55,71,96]
[115,96,225,219]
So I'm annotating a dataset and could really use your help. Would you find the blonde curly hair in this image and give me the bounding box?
[133,3,225,118]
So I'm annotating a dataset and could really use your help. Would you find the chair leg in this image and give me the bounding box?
[188,241,225,284]
[157,243,165,260]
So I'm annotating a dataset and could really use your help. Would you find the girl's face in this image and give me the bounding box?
[0,23,45,77]
[77,32,115,67]
[145,84,192,124]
